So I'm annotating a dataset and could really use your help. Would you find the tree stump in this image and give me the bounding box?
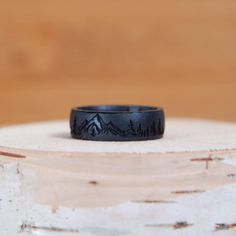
[0,118,236,235]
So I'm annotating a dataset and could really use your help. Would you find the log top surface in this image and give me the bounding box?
[0,118,236,153]
[0,118,236,212]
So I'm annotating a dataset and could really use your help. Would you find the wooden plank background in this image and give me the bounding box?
[0,0,236,125]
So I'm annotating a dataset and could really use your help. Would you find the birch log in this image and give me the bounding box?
[0,118,236,236]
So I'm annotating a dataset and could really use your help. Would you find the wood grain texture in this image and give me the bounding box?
[0,1,236,124]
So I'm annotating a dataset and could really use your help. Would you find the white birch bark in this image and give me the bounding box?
[0,119,236,236]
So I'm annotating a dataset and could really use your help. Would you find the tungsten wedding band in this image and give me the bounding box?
[70,105,165,141]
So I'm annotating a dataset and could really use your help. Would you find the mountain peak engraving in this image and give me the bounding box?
[78,114,125,137]
[73,113,163,137]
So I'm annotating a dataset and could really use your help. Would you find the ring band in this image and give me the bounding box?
[70,105,165,141]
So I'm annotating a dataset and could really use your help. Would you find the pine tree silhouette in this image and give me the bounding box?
[137,124,142,136]
[127,120,137,136]
[71,116,77,134]
[150,121,157,135]
[158,119,164,134]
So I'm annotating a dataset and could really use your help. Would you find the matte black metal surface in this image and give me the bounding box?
[70,105,165,141]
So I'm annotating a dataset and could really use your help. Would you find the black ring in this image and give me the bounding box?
[70,105,165,141]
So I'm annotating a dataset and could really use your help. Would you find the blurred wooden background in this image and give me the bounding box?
[0,0,236,125]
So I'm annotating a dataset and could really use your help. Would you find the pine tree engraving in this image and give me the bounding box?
[150,121,157,135]
[127,120,137,136]
[137,124,142,137]
[71,116,77,135]
[158,119,164,134]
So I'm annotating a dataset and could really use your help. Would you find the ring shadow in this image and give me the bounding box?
[50,132,72,140]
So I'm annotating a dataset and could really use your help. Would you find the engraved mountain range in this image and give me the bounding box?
[76,114,125,137]
[72,114,163,137]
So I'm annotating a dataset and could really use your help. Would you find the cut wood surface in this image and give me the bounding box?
[1,118,236,153]
[0,119,236,235]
